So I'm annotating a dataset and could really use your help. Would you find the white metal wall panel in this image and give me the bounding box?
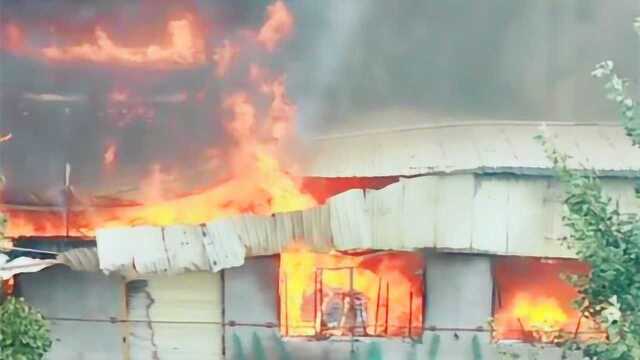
[97,174,639,262]
[602,179,640,214]
[400,176,439,249]
[96,226,162,274]
[329,189,373,250]
[366,181,405,249]
[162,225,210,273]
[540,180,577,258]
[97,223,246,275]
[503,178,549,255]
[232,214,275,256]
[203,219,246,272]
[300,205,333,252]
[127,272,223,360]
[471,177,509,253]
[436,175,475,249]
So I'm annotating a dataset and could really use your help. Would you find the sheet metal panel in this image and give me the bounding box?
[21,266,126,360]
[366,181,405,249]
[307,124,640,177]
[96,175,639,262]
[162,225,210,273]
[471,177,510,253]
[127,272,223,360]
[502,178,549,255]
[96,226,167,274]
[203,219,246,272]
[436,175,475,249]
[300,205,333,252]
[399,176,438,249]
[329,189,373,250]
[97,222,246,275]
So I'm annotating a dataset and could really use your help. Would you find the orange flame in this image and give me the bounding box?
[212,40,238,77]
[103,143,117,166]
[41,17,205,67]
[492,258,601,342]
[495,293,570,342]
[280,245,424,337]
[0,133,12,143]
[262,77,295,140]
[3,1,313,237]
[257,0,294,51]
[0,23,25,53]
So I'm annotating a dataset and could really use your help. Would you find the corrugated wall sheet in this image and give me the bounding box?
[97,174,640,269]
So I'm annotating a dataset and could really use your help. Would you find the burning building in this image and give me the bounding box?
[1,0,639,359]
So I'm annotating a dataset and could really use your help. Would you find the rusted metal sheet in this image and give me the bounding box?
[127,272,223,359]
[307,123,640,177]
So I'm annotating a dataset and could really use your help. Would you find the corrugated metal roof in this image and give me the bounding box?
[306,122,640,177]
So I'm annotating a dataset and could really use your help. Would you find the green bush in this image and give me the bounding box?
[0,297,52,360]
[537,17,640,360]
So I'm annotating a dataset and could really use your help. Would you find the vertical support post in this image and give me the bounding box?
[283,273,289,337]
[384,281,390,336]
[318,269,324,334]
[313,269,318,336]
[408,291,414,338]
[349,267,354,292]
[349,268,355,338]
[220,270,226,357]
[374,277,382,335]
[64,163,71,238]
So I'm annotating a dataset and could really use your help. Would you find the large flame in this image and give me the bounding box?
[41,17,205,67]
[212,40,238,77]
[2,1,318,237]
[492,258,601,342]
[103,143,117,166]
[0,23,25,54]
[496,293,569,342]
[280,245,424,337]
[257,0,294,51]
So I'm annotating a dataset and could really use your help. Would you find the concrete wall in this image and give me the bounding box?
[18,265,126,360]
[224,254,583,360]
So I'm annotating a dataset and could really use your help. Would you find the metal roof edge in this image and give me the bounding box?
[309,121,620,141]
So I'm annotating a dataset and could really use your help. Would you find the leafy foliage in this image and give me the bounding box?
[536,18,640,360]
[0,297,52,360]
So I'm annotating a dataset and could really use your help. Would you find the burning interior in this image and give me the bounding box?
[279,246,424,338]
[492,257,601,343]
